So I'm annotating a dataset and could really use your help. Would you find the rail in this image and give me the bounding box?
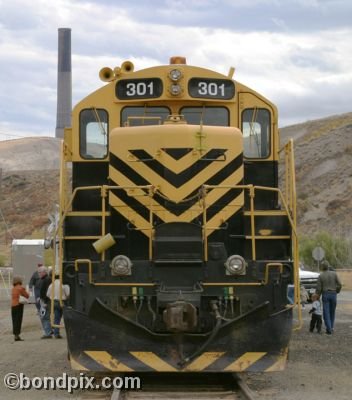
[82,372,258,400]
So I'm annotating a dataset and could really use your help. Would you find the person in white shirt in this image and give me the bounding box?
[47,275,70,339]
[309,293,322,334]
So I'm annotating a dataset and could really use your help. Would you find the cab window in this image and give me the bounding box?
[79,108,108,159]
[180,107,229,126]
[242,108,270,158]
[121,107,170,126]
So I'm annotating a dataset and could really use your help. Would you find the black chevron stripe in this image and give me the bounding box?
[110,180,243,227]
[110,152,149,186]
[205,186,243,221]
[153,155,243,216]
[129,149,227,188]
[190,185,243,225]
[162,148,193,160]
[206,153,243,185]
[110,151,242,191]
[110,188,151,222]
[110,151,243,218]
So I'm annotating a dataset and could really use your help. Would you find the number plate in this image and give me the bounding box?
[188,78,235,99]
[116,78,163,100]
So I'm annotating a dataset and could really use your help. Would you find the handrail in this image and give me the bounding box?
[74,259,155,287]
[279,139,301,328]
[202,184,298,258]
[203,262,283,287]
[54,140,301,328]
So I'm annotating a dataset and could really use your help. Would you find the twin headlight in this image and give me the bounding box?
[168,68,183,96]
[109,253,246,277]
[225,255,246,275]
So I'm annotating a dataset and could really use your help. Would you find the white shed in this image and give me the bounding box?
[11,239,45,285]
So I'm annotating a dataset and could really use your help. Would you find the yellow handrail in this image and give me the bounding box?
[55,140,300,328]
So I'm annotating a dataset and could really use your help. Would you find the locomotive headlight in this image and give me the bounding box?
[169,68,182,81]
[169,84,182,96]
[225,255,246,276]
[110,255,132,276]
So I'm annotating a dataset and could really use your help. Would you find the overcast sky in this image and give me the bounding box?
[1,0,352,140]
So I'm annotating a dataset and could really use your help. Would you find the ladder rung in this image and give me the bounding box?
[66,211,111,217]
[245,235,290,240]
[243,210,287,216]
[64,236,101,240]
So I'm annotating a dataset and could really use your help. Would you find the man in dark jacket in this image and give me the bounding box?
[29,263,43,311]
[38,266,52,338]
[316,261,342,335]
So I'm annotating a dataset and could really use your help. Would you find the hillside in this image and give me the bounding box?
[280,112,352,237]
[0,113,352,261]
[0,137,61,171]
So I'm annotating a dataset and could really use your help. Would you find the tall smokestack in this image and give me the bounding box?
[55,28,72,139]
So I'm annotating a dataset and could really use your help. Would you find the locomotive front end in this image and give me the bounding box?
[61,58,298,373]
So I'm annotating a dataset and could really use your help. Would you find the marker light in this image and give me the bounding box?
[169,69,182,81]
[169,84,182,96]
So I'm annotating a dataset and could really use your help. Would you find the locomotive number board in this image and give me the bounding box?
[188,78,235,99]
[116,78,163,100]
[116,77,235,100]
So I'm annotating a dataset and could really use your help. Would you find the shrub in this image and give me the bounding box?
[299,230,351,269]
[0,254,6,267]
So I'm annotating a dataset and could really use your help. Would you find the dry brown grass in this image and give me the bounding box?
[301,114,352,144]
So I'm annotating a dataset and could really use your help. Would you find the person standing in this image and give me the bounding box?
[29,263,43,312]
[309,293,322,333]
[316,261,342,335]
[11,276,29,341]
[47,274,70,339]
[38,266,52,338]
[300,285,309,309]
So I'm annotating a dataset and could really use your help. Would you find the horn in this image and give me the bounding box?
[99,67,115,82]
[121,61,134,73]
[113,66,122,77]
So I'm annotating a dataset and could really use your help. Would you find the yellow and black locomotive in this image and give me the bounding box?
[58,56,299,372]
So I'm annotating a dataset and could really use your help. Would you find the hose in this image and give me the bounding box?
[147,296,157,329]
[135,297,144,323]
[178,302,222,367]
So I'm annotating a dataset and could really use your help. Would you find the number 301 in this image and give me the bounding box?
[198,82,225,97]
[126,82,154,96]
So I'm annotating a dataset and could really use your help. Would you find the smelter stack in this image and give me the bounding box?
[55,28,72,139]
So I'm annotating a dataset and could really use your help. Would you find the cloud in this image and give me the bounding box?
[0,0,352,140]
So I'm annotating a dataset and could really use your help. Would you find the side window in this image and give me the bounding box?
[121,107,170,126]
[80,109,108,159]
[242,108,270,158]
[180,107,229,126]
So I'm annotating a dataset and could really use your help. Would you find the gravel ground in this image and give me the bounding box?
[246,291,352,399]
[0,291,351,399]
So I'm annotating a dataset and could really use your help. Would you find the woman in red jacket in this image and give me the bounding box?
[11,276,29,341]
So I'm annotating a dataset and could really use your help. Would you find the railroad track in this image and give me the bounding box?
[78,373,256,400]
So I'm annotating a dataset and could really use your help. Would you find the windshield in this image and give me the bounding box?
[121,106,170,126]
[180,107,229,126]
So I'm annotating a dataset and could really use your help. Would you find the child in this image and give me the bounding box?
[11,276,29,341]
[309,293,322,333]
[300,285,308,308]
